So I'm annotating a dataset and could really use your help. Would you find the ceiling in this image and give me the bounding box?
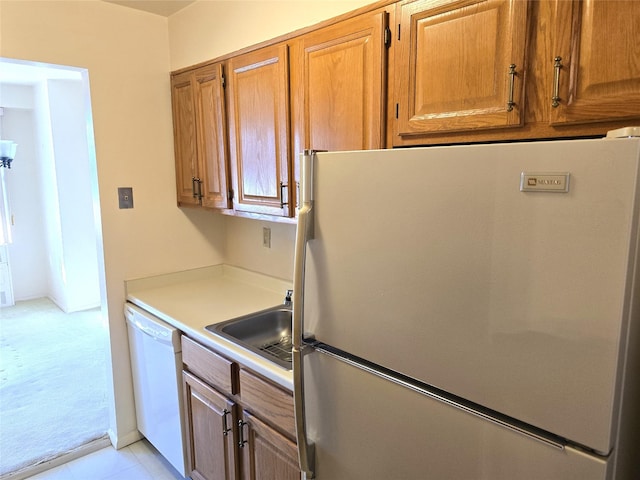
[102,0,196,17]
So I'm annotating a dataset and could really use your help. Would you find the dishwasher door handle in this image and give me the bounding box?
[126,313,173,344]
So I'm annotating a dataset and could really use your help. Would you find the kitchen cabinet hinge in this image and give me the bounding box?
[384,27,392,48]
[221,73,226,89]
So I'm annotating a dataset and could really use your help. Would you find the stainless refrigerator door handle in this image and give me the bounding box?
[293,150,315,479]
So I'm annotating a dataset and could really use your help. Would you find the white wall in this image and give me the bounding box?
[0,83,34,108]
[34,81,66,307]
[2,108,47,298]
[169,0,375,69]
[48,79,101,311]
[0,92,50,300]
[1,80,101,310]
[0,0,226,446]
[225,217,297,281]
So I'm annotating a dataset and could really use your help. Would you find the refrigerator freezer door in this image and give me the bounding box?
[304,351,608,480]
[303,138,640,454]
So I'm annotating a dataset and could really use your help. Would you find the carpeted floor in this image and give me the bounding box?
[0,298,110,476]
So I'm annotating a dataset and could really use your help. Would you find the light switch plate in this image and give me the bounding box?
[118,187,134,209]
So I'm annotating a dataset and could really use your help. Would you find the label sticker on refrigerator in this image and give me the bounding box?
[520,173,570,193]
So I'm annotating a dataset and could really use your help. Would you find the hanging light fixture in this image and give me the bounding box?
[0,140,18,169]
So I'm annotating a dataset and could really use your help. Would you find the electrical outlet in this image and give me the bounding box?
[118,187,134,209]
[262,227,271,248]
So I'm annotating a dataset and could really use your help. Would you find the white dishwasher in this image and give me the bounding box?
[125,303,187,477]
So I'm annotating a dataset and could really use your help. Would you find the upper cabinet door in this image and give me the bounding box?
[194,64,231,210]
[549,0,640,125]
[395,0,529,138]
[292,11,389,153]
[227,44,292,218]
[171,63,230,210]
[171,70,199,207]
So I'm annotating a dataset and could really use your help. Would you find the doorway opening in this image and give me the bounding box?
[0,58,110,477]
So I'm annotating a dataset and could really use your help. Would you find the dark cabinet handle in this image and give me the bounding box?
[552,56,562,108]
[192,177,202,202]
[222,409,231,437]
[238,419,248,448]
[191,177,198,199]
[507,64,516,112]
[280,181,288,208]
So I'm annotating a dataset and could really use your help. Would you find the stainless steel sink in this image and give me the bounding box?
[206,305,292,370]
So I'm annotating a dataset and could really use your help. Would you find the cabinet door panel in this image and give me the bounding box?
[295,12,388,152]
[240,411,301,480]
[183,371,238,480]
[549,0,640,125]
[195,64,231,209]
[396,0,528,136]
[228,44,291,217]
[171,71,198,206]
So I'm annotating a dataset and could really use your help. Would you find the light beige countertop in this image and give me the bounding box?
[125,264,293,391]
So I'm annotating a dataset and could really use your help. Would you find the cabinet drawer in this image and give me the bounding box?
[239,368,295,438]
[182,336,238,395]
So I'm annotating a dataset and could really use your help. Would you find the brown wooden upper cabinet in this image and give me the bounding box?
[549,0,640,125]
[171,0,640,218]
[171,63,231,210]
[291,10,390,154]
[227,44,293,218]
[172,70,198,207]
[394,0,529,139]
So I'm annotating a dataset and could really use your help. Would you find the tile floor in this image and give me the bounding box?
[26,440,186,480]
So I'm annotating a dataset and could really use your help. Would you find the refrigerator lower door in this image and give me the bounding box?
[304,351,609,480]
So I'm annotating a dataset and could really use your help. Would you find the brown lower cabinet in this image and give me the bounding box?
[183,371,238,480]
[239,411,300,480]
[182,336,302,480]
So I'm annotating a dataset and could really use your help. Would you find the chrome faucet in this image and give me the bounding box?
[284,289,293,306]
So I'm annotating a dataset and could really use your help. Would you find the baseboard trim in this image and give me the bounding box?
[0,436,111,480]
[108,428,142,450]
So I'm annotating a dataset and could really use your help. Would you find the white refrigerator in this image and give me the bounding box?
[292,134,640,480]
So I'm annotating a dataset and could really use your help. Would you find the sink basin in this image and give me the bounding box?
[206,305,292,370]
